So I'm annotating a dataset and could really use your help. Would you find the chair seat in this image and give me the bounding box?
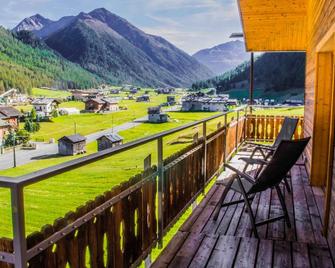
[217,174,253,194]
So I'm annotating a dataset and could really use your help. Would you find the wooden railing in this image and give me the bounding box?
[0,108,304,268]
[245,115,304,141]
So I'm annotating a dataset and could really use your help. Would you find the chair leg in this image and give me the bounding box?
[275,185,291,228]
[283,177,291,193]
[213,178,235,221]
[236,178,259,238]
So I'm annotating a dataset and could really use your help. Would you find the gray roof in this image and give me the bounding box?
[86,98,106,104]
[98,133,123,143]
[102,98,119,104]
[58,134,86,143]
[31,98,59,105]
[0,106,21,118]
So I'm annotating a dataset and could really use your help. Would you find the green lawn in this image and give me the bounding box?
[31,88,71,98]
[31,94,169,141]
[0,106,303,239]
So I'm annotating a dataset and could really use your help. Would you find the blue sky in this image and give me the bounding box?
[0,0,242,54]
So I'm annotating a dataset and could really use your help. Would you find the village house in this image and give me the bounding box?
[31,98,59,117]
[84,98,119,113]
[0,106,21,129]
[110,89,120,94]
[0,119,10,143]
[136,95,150,102]
[167,96,176,105]
[102,98,119,112]
[71,90,103,101]
[181,93,228,112]
[226,99,239,106]
[283,99,304,106]
[58,134,86,156]
[0,89,28,105]
[148,106,169,123]
[156,87,175,94]
[97,133,123,151]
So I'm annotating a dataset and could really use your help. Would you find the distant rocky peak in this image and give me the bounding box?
[13,14,53,32]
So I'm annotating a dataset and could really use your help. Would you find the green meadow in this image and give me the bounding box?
[0,104,303,240]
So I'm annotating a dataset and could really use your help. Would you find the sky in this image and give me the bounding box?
[0,0,242,54]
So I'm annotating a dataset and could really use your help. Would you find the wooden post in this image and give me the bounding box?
[223,114,228,169]
[11,185,27,268]
[202,122,207,192]
[235,111,239,150]
[157,138,164,248]
[249,52,254,114]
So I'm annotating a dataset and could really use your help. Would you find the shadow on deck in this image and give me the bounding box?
[152,145,334,268]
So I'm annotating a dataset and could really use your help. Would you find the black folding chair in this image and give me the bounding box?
[213,137,310,238]
[244,117,299,192]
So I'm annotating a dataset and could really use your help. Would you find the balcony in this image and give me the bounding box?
[152,146,332,267]
[0,107,327,268]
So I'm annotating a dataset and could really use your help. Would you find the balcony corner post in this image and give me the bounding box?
[11,184,27,268]
[157,138,164,249]
[202,122,207,193]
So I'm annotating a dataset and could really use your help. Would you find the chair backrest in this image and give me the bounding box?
[273,117,299,147]
[248,137,310,194]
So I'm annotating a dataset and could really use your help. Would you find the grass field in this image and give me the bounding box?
[30,93,175,141]
[0,106,303,240]
[31,88,71,98]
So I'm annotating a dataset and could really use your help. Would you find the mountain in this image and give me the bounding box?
[13,14,53,33]
[191,52,305,100]
[13,8,213,87]
[193,40,250,75]
[13,14,76,39]
[0,27,100,94]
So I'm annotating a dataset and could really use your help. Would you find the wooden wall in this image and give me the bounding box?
[305,0,335,258]
[304,0,335,178]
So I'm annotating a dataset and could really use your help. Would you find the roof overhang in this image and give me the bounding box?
[238,0,308,52]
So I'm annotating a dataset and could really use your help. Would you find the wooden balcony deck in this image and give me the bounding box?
[152,145,334,268]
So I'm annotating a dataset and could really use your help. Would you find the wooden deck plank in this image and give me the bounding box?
[235,192,261,238]
[202,190,235,235]
[188,235,218,268]
[256,239,273,268]
[179,185,219,232]
[255,189,272,239]
[207,236,240,268]
[273,240,292,267]
[303,184,328,246]
[267,187,285,241]
[151,231,189,267]
[292,167,316,244]
[292,242,310,268]
[169,233,205,268]
[309,244,334,268]
[226,196,245,236]
[284,177,297,242]
[233,237,259,268]
[216,193,241,235]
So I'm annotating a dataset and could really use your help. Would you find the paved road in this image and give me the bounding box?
[0,121,142,171]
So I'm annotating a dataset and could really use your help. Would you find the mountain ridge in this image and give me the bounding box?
[13,8,214,87]
[193,40,250,75]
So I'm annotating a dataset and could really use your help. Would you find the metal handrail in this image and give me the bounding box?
[0,105,247,268]
[0,106,247,188]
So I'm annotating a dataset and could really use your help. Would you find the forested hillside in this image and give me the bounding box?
[0,27,100,94]
[192,53,305,94]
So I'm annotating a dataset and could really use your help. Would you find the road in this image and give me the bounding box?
[0,121,142,171]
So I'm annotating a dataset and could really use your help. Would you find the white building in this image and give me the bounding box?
[31,98,59,117]
[181,93,229,112]
[59,108,80,115]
